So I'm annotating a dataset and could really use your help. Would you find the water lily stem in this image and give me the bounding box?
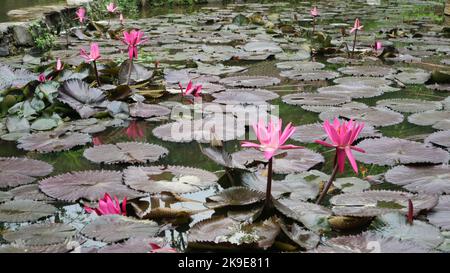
[312,17,315,34]
[127,59,133,85]
[265,157,273,208]
[352,29,358,57]
[316,162,339,205]
[93,61,101,87]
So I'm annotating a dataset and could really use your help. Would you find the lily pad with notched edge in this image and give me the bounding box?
[39,170,142,202]
[83,142,169,164]
[124,165,218,194]
[425,130,450,150]
[9,184,54,202]
[385,165,450,195]
[3,223,77,246]
[317,84,383,99]
[97,237,173,253]
[0,191,12,203]
[0,64,36,91]
[354,137,449,166]
[118,60,153,85]
[205,187,265,209]
[338,66,395,77]
[376,99,442,113]
[0,157,53,189]
[280,70,340,81]
[0,200,57,222]
[319,107,404,127]
[278,219,320,250]
[81,215,161,243]
[129,102,171,119]
[212,89,279,105]
[408,110,450,130]
[17,130,91,153]
[219,76,281,88]
[334,177,371,193]
[330,190,439,217]
[427,195,450,231]
[282,93,351,106]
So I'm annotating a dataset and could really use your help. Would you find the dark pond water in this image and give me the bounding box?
[0,0,66,22]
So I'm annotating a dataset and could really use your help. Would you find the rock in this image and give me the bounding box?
[12,25,33,47]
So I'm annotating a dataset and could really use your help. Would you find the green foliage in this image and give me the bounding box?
[29,22,56,51]
[88,0,140,20]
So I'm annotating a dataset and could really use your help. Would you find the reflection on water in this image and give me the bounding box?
[0,0,66,22]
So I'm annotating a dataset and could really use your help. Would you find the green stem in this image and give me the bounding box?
[264,157,273,209]
[316,161,339,205]
[127,59,133,85]
[352,29,358,57]
[93,61,101,87]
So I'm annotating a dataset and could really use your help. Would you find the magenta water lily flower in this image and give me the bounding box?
[80,43,101,63]
[125,120,145,139]
[149,243,177,253]
[76,7,86,24]
[242,118,303,160]
[107,2,118,13]
[56,58,63,71]
[123,29,148,60]
[85,193,127,216]
[315,118,365,173]
[374,41,383,51]
[350,18,363,33]
[38,73,51,83]
[310,7,319,17]
[179,81,202,97]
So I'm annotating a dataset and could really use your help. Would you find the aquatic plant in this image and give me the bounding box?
[315,119,365,204]
[179,80,202,98]
[310,6,319,34]
[122,30,148,84]
[350,18,363,56]
[241,118,303,209]
[76,7,87,24]
[84,193,127,216]
[80,43,102,86]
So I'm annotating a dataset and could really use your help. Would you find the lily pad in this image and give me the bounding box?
[9,184,55,202]
[395,68,431,84]
[276,61,324,71]
[425,130,450,149]
[330,190,439,217]
[354,137,449,166]
[408,110,450,130]
[0,191,12,203]
[385,165,450,195]
[0,200,57,223]
[84,142,169,164]
[319,107,404,127]
[334,177,371,193]
[282,93,351,106]
[17,130,91,153]
[97,237,171,253]
[377,99,442,113]
[338,66,395,77]
[219,76,281,88]
[3,223,77,246]
[129,102,171,119]
[0,157,53,189]
[81,215,161,243]
[39,170,142,202]
[280,70,340,81]
[57,79,107,119]
[212,89,279,105]
[124,165,218,194]
[427,195,450,231]
[279,220,320,250]
[317,84,383,99]
[0,64,36,91]
[205,187,265,209]
[118,60,153,85]
[243,41,282,53]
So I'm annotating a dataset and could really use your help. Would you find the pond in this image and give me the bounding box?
[0,0,449,253]
[0,0,66,22]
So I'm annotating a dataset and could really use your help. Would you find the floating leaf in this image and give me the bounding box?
[57,79,107,119]
[279,219,320,250]
[118,60,153,85]
[334,177,371,193]
[354,137,449,166]
[81,215,161,243]
[0,157,53,189]
[124,165,218,194]
[408,110,450,130]
[9,184,54,202]
[377,99,442,113]
[0,200,57,223]
[395,68,430,84]
[319,107,404,127]
[219,76,280,88]
[0,191,12,203]
[317,84,383,99]
[330,190,438,217]
[280,70,340,81]
[338,66,395,77]
[385,165,450,195]
[129,102,171,119]
[276,61,324,71]
[282,93,351,106]
[84,142,168,164]
[39,170,142,202]
[18,130,91,153]
[212,89,279,105]
[425,130,450,149]
[427,195,450,231]
[3,223,76,246]
[205,187,265,209]
[243,41,282,53]
[0,64,36,91]
[97,237,171,253]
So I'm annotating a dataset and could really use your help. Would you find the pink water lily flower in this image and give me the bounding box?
[76,7,86,24]
[122,29,148,60]
[179,81,202,97]
[38,73,52,83]
[350,18,363,33]
[80,43,101,63]
[242,118,303,160]
[84,193,127,216]
[315,119,365,173]
[119,13,124,25]
[56,58,63,71]
[374,41,383,51]
[310,7,319,17]
[107,2,118,13]
[149,243,178,253]
[125,120,145,139]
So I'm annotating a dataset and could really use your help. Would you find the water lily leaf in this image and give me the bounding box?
[39,170,142,202]
[219,76,280,88]
[205,187,265,209]
[338,66,395,77]
[212,89,279,105]
[426,83,450,92]
[274,198,331,232]
[317,84,383,99]
[334,177,371,193]
[313,232,430,253]
[280,70,340,81]
[195,62,247,76]
[97,237,170,253]
[385,165,450,195]
[427,195,450,231]
[425,130,450,150]
[57,79,107,119]
[188,216,280,250]
[124,165,218,194]
[243,41,282,53]
[291,122,380,143]
[330,190,439,217]
[276,61,324,71]
[377,99,442,113]
[31,115,63,131]
[152,115,245,143]
[232,148,324,174]
[6,115,30,133]
[59,70,89,81]
[282,93,351,106]
[408,110,450,130]
[372,212,443,249]
[84,142,168,164]
[0,157,53,189]
[17,130,91,153]
[334,76,399,92]
[118,60,153,85]
[278,219,320,250]
[275,50,310,61]
[327,57,362,65]
[319,107,404,127]
[0,64,36,91]
[355,137,449,166]
[0,241,79,253]
[3,223,77,246]
[81,215,161,243]
[395,68,431,84]
[0,200,57,223]
[9,184,54,202]
[129,102,171,119]
[0,191,13,203]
